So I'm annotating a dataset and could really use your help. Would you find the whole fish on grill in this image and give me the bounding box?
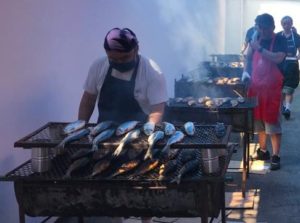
[144,130,165,160]
[109,159,141,178]
[91,159,111,177]
[116,120,139,136]
[230,99,239,107]
[92,148,111,161]
[63,157,91,179]
[63,120,86,135]
[113,129,141,157]
[131,159,160,177]
[187,99,197,106]
[143,121,155,136]
[159,131,185,160]
[182,96,194,103]
[163,122,176,136]
[55,128,90,154]
[198,96,211,104]
[70,148,94,161]
[174,97,183,103]
[183,122,195,136]
[237,96,245,103]
[172,159,199,184]
[89,120,116,137]
[158,159,179,180]
[178,149,197,164]
[92,128,115,151]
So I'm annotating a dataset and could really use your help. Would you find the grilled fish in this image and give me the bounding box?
[55,128,90,154]
[163,122,176,136]
[113,129,141,157]
[178,149,197,164]
[70,148,93,161]
[158,159,178,180]
[172,159,199,184]
[109,159,140,178]
[132,159,160,176]
[63,120,86,135]
[174,97,183,103]
[63,157,90,179]
[230,99,238,107]
[89,120,116,137]
[144,130,165,160]
[91,159,111,177]
[187,99,197,106]
[92,128,115,151]
[159,131,185,160]
[143,121,155,136]
[92,148,111,161]
[183,122,195,136]
[116,120,139,136]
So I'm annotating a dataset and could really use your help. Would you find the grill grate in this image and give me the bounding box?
[14,123,231,149]
[3,147,231,183]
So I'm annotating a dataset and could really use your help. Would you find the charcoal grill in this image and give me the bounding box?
[164,97,257,197]
[1,122,234,223]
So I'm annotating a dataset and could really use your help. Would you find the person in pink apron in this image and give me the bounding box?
[242,14,287,170]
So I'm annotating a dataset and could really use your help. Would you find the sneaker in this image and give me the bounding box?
[255,148,270,160]
[282,108,291,120]
[270,155,281,170]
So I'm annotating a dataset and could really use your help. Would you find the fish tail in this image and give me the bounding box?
[176,174,182,184]
[113,143,124,157]
[92,144,98,152]
[159,144,170,161]
[144,144,154,160]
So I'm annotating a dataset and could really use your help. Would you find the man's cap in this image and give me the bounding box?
[104,28,138,52]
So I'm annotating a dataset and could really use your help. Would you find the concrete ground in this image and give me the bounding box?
[52,88,300,223]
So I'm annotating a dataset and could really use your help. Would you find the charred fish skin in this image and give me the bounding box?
[63,120,86,135]
[109,159,140,178]
[159,131,185,160]
[144,130,165,160]
[70,148,93,162]
[116,120,139,136]
[92,128,115,151]
[183,122,195,136]
[163,122,176,136]
[92,148,111,161]
[55,128,90,155]
[91,159,111,177]
[143,121,155,136]
[89,120,116,137]
[158,159,178,180]
[113,129,141,157]
[172,159,199,184]
[63,157,90,179]
[131,159,160,177]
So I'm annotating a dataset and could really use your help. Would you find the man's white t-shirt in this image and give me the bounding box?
[83,55,168,114]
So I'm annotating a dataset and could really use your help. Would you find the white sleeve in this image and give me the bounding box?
[83,58,107,95]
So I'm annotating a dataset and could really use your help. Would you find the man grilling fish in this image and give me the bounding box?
[77,27,168,223]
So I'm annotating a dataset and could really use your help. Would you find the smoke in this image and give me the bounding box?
[155,0,220,72]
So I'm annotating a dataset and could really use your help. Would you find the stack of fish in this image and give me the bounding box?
[60,120,198,179]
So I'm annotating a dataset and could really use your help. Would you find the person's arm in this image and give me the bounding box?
[78,91,97,122]
[148,102,165,124]
[250,40,285,64]
[241,42,248,54]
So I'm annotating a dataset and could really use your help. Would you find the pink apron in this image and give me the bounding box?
[248,35,283,124]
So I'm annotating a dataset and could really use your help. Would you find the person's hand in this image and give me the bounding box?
[241,71,251,82]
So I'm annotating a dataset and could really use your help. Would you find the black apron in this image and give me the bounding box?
[97,57,147,123]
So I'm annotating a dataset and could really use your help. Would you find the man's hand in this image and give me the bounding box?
[241,71,251,82]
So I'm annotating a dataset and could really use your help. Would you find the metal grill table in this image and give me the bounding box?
[1,122,233,223]
[164,97,257,197]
